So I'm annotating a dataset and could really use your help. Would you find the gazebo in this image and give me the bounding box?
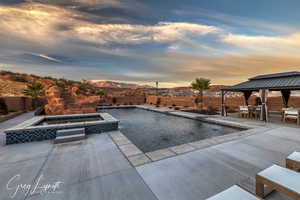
[221,71,300,121]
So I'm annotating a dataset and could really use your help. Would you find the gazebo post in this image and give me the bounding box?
[242,91,252,105]
[281,89,291,108]
[259,89,268,122]
[221,90,226,116]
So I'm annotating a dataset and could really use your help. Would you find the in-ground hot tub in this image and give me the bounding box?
[4,113,119,144]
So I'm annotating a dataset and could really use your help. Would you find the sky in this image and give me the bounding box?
[0,0,300,87]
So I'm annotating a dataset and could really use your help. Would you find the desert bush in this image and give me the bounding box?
[95,90,107,97]
[11,75,28,83]
[52,80,66,89]
[207,105,218,112]
[0,98,8,114]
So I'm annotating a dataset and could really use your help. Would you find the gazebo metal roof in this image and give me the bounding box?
[223,71,300,91]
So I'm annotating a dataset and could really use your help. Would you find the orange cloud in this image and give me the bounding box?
[144,52,300,85]
[223,33,300,55]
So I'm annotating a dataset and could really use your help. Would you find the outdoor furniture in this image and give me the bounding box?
[247,105,255,118]
[255,105,262,119]
[286,152,300,171]
[283,108,300,125]
[282,107,292,121]
[206,185,261,200]
[256,164,300,199]
[239,106,250,118]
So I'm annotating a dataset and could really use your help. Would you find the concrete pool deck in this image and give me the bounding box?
[0,109,299,199]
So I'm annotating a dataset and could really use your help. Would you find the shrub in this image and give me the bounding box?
[95,90,107,97]
[207,105,218,112]
[52,80,66,89]
[0,70,14,75]
[11,75,28,83]
[0,98,8,114]
[23,81,44,98]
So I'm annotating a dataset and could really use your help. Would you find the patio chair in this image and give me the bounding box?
[281,107,293,121]
[206,185,261,200]
[239,106,250,118]
[283,108,300,125]
[286,152,300,172]
[254,105,261,119]
[256,164,300,199]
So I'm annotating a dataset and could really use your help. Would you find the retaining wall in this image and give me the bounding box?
[145,95,300,112]
[0,96,46,112]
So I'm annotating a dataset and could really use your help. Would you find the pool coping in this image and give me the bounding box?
[99,105,266,167]
[4,113,117,132]
[109,127,269,167]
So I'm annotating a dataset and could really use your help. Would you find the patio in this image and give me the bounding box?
[227,112,300,129]
[0,111,299,200]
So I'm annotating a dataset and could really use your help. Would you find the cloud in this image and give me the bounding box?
[25,0,130,9]
[174,9,297,34]
[0,2,219,48]
[71,22,219,45]
[1,2,300,86]
[125,51,300,84]
[0,3,79,45]
[29,53,63,63]
[222,33,300,55]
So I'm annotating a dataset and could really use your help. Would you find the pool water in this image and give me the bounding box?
[101,108,243,153]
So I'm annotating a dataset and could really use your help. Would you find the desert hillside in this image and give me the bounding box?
[0,70,80,96]
[91,80,153,89]
[0,70,229,97]
[0,79,27,96]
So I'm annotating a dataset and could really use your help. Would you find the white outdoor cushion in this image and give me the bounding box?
[206,185,259,200]
[285,110,299,115]
[288,152,300,162]
[257,165,300,194]
[240,106,249,111]
[283,107,294,111]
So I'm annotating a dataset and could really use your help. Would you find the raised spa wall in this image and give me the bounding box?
[4,113,119,145]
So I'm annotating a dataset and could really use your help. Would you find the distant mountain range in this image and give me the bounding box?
[91,81,229,91]
[90,80,154,89]
[0,70,234,97]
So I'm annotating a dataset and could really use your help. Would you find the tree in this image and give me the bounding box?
[52,80,66,90]
[191,78,211,110]
[95,90,107,97]
[79,79,90,92]
[23,81,44,108]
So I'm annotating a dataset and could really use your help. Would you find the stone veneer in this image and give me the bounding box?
[4,113,118,145]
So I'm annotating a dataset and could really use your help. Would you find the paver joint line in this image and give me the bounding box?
[24,143,54,200]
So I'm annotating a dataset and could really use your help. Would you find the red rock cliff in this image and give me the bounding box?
[44,86,100,115]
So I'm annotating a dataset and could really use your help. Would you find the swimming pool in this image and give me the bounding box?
[101,108,244,153]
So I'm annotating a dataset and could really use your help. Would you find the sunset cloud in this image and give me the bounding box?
[1,1,300,86]
[0,3,218,47]
[150,53,300,85]
[26,0,138,9]
[223,33,300,55]
[71,22,219,45]
[0,3,80,45]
